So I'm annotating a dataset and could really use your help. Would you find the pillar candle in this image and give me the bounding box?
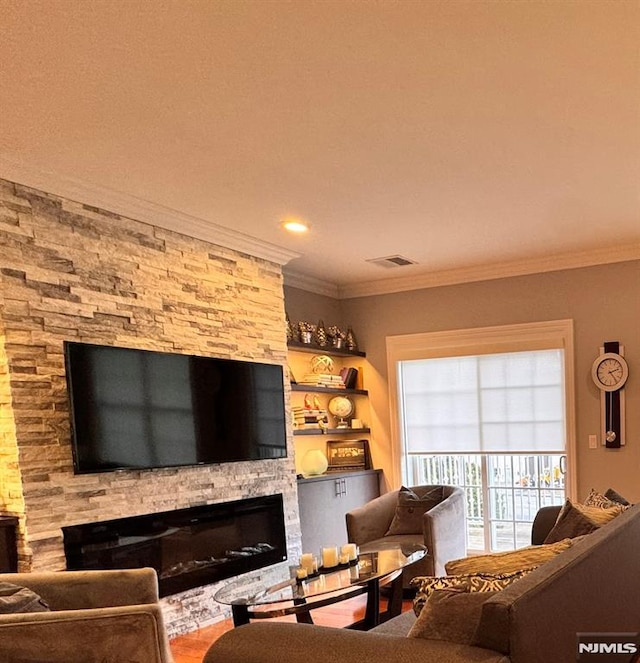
[300,553,315,574]
[321,546,339,568]
[341,543,358,561]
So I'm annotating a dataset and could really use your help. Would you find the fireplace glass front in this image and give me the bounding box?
[63,493,287,597]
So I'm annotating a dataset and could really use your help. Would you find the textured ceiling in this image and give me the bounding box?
[1,0,639,295]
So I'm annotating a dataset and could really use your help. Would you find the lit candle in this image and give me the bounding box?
[321,546,339,568]
[341,543,358,561]
[296,567,308,580]
[300,553,315,574]
[339,553,349,565]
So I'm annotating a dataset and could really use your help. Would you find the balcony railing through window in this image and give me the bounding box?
[407,453,565,551]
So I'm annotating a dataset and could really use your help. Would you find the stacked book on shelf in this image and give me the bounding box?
[296,367,359,390]
[339,367,359,390]
[298,373,346,389]
[292,405,328,429]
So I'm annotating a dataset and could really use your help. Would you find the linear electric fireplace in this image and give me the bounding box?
[62,494,287,597]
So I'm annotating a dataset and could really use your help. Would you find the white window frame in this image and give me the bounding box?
[386,319,577,501]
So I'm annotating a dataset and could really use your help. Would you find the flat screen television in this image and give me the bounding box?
[64,341,288,474]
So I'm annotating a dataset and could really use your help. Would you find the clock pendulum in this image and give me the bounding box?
[605,390,616,443]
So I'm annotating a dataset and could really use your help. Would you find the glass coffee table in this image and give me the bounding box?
[214,542,425,630]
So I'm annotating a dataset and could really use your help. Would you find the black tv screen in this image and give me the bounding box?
[64,342,288,474]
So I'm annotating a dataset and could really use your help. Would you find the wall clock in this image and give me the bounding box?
[591,342,628,448]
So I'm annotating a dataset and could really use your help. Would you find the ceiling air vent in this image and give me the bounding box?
[366,255,418,269]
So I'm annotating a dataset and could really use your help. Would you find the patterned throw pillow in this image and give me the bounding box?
[385,485,443,535]
[444,537,573,576]
[410,568,534,616]
[408,589,499,644]
[583,488,624,509]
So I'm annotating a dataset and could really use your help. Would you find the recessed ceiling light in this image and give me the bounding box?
[280,217,310,234]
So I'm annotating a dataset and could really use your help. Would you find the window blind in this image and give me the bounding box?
[399,349,565,454]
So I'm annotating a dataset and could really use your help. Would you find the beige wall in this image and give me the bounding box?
[286,261,640,501]
[284,286,345,334]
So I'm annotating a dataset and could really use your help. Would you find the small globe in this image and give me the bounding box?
[310,354,335,374]
[328,396,354,419]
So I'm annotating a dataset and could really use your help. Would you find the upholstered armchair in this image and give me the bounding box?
[346,485,466,588]
[0,567,174,663]
[530,504,562,545]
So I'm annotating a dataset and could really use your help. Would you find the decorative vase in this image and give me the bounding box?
[300,449,328,476]
[298,321,313,344]
[286,314,295,341]
[314,319,328,347]
[345,326,358,351]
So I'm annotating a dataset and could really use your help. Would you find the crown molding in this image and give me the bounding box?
[282,269,340,298]
[2,157,637,296]
[0,156,300,267]
[338,243,640,299]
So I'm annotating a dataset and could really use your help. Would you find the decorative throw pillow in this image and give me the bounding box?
[445,537,574,575]
[0,582,49,613]
[543,499,625,544]
[604,487,631,506]
[411,568,534,616]
[574,500,625,525]
[542,500,598,544]
[385,485,443,536]
[408,589,498,644]
[583,488,623,510]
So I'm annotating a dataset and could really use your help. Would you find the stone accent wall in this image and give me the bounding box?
[0,177,300,635]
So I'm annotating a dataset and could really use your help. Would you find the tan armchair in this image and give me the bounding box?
[346,485,466,588]
[0,567,174,663]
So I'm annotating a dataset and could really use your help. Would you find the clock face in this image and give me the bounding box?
[328,396,354,419]
[591,353,629,392]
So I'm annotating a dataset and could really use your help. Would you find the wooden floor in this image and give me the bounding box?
[169,595,413,663]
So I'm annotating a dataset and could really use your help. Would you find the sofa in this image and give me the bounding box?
[204,502,640,663]
[0,567,174,663]
[346,485,467,587]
